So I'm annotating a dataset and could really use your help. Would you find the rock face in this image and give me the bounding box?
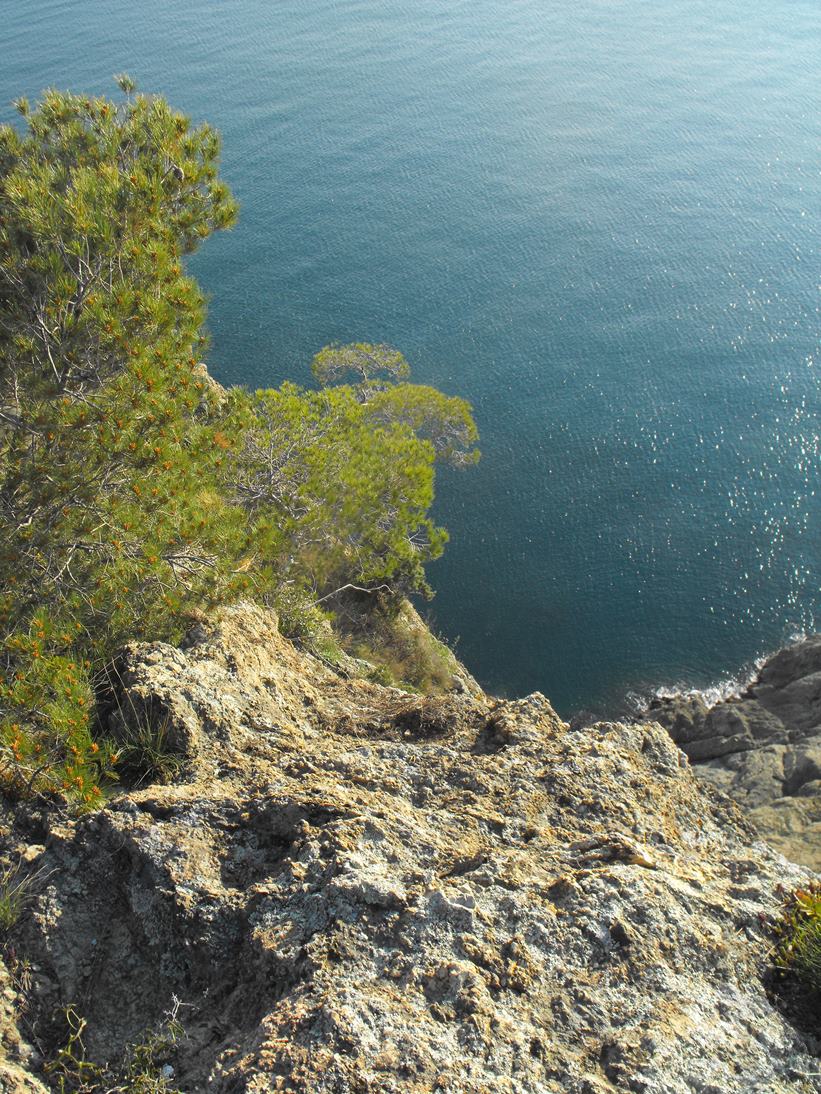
[642,637,821,871]
[1,605,819,1092]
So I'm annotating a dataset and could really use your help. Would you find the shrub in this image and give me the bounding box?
[270,585,342,664]
[333,593,459,693]
[0,634,116,808]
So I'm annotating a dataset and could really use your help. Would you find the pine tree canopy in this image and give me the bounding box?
[0,82,478,808]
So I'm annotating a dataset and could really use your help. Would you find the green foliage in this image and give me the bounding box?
[775,882,821,996]
[112,709,183,788]
[0,82,478,810]
[0,81,243,806]
[365,662,397,687]
[365,383,479,468]
[311,341,410,389]
[45,1006,104,1093]
[270,584,342,662]
[0,622,117,806]
[45,1002,184,1093]
[221,369,477,599]
[118,1001,185,1094]
[333,594,459,693]
[0,79,243,643]
[221,381,441,594]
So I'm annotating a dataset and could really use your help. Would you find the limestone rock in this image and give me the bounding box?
[0,605,817,1092]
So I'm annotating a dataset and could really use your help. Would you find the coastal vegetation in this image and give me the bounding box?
[775,882,821,999]
[45,1002,185,1093]
[0,80,477,809]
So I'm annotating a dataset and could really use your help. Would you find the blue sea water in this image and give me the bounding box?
[3,0,821,714]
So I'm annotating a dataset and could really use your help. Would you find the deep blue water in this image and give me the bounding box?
[4,1,821,714]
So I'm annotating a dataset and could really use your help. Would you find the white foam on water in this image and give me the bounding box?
[627,629,811,716]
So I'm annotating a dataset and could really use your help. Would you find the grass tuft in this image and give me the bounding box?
[113,711,183,788]
[0,860,46,934]
[775,881,821,996]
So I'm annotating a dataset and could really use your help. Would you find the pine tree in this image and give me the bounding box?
[0,80,243,805]
[0,85,479,810]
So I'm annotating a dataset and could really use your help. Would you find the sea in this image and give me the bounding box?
[3,0,820,716]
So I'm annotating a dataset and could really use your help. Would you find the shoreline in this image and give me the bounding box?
[569,629,814,730]
[626,631,821,871]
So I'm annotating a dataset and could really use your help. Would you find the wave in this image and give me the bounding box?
[625,628,812,717]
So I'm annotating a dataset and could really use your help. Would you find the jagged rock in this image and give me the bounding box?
[0,605,818,1092]
[643,637,821,870]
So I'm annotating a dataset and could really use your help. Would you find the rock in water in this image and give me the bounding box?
[2,605,819,1091]
[644,636,821,871]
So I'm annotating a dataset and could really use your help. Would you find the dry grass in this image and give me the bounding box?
[330,592,460,694]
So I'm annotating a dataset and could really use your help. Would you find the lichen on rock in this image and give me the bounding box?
[0,604,818,1092]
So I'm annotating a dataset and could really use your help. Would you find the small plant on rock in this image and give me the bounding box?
[774,881,821,997]
[45,1000,185,1093]
[113,711,183,788]
[119,1001,185,1094]
[0,860,45,934]
[44,1006,106,1092]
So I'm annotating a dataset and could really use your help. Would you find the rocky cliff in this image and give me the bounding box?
[642,637,821,872]
[0,605,818,1092]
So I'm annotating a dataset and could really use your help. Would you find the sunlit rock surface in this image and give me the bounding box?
[2,605,818,1092]
[644,637,821,871]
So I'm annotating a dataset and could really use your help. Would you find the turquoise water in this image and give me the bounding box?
[3,1,821,714]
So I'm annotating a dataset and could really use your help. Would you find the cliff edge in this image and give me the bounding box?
[0,604,818,1092]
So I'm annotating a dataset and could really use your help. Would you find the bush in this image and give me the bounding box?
[270,585,341,662]
[332,593,460,693]
[0,634,117,808]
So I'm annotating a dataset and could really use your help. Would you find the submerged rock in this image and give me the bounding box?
[1,605,818,1091]
[643,637,821,870]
